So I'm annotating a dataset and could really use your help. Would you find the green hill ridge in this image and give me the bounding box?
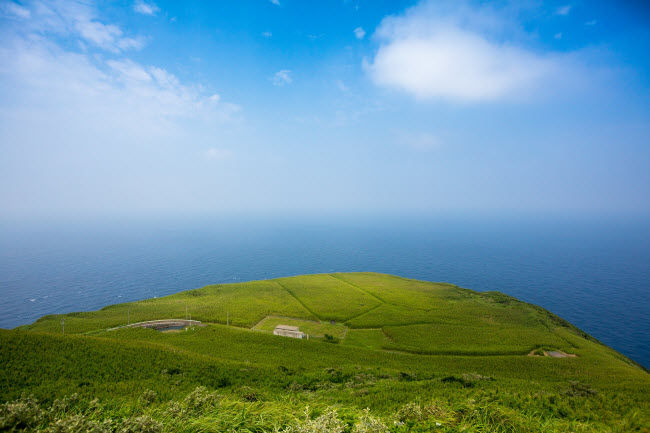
[2,272,648,432]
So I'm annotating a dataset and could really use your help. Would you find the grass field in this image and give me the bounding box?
[3,272,649,432]
[253,316,347,339]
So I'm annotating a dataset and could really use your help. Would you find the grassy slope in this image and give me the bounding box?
[3,272,649,432]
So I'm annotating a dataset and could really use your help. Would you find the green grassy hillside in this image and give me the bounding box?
[2,273,648,432]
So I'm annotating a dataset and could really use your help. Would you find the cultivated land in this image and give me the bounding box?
[1,273,648,432]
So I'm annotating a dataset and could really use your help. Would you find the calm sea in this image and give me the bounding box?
[1,216,648,368]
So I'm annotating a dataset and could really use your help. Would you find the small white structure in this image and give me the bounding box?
[273,324,306,339]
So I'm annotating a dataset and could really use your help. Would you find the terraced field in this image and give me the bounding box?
[3,273,649,432]
[22,272,584,357]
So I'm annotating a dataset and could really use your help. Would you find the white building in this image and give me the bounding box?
[273,324,306,339]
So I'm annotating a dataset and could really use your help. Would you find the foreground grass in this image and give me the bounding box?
[3,273,649,432]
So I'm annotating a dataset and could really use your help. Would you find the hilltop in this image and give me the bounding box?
[1,273,648,432]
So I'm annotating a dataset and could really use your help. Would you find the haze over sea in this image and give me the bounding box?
[1,215,648,368]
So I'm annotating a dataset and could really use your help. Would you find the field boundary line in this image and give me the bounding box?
[344,303,383,324]
[330,274,431,312]
[329,274,387,305]
[272,280,322,320]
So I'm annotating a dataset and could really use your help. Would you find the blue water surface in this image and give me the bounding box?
[1,216,648,367]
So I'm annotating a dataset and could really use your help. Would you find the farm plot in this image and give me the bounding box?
[341,329,390,350]
[382,323,568,355]
[275,274,381,322]
[345,304,438,328]
[253,316,347,339]
[333,272,469,308]
[22,279,315,334]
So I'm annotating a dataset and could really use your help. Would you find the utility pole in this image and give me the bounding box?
[61,319,65,335]
[127,308,130,325]
[185,305,188,320]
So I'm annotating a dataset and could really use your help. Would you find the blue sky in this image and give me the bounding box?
[1,0,649,219]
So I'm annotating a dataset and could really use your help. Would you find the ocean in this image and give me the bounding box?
[1,215,648,368]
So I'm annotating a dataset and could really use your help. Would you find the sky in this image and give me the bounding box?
[1,0,649,220]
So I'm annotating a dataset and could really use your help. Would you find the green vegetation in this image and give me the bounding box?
[252,316,347,339]
[3,272,649,432]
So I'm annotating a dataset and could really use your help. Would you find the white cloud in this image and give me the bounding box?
[0,3,242,156]
[262,31,272,38]
[75,20,145,52]
[205,148,232,160]
[555,5,571,16]
[269,0,280,5]
[2,1,30,18]
[366,0,564,103]
[12,0,146,53]
[107,59,152,82]
[584,20,597,26]
[353,27,366,40]
[272,69,292,86]
[133,0,160,16]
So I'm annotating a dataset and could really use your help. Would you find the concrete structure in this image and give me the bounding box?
[108,319,203,332]
[273,324,306,339]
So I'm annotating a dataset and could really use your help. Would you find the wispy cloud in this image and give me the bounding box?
[555,5,571,16]
[272,70,292,86]
[269,0,280,6]
[0,1,241,165]
[133,0,160,16]
[75,20,145,52]
[554,32,563,39]
[11,0,146,53]
[584,20,597,26]
[353,27,366,40]
[262,31,273,38]
[366,0,571,103]
[1,1,30,19]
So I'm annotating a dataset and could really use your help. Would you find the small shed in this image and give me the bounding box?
[273,324,306,339]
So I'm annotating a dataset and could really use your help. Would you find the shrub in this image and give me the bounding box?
[239,386,260,402]
[461,373,494,383]
[398,372,415,381]
[394,401,452,427]
[323,334,339,344]
[0,394,44,431]
[395,402,424,423]
[353,409,388,433]
[282,408,345,433]
[118,416,162,433]
[163,401,182,417]
[45,415,112,433]
[561,381,597,397]
[182,386,218,414]
[51,394,80,415]
[139,390,157,406]
[441,373,492,388]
